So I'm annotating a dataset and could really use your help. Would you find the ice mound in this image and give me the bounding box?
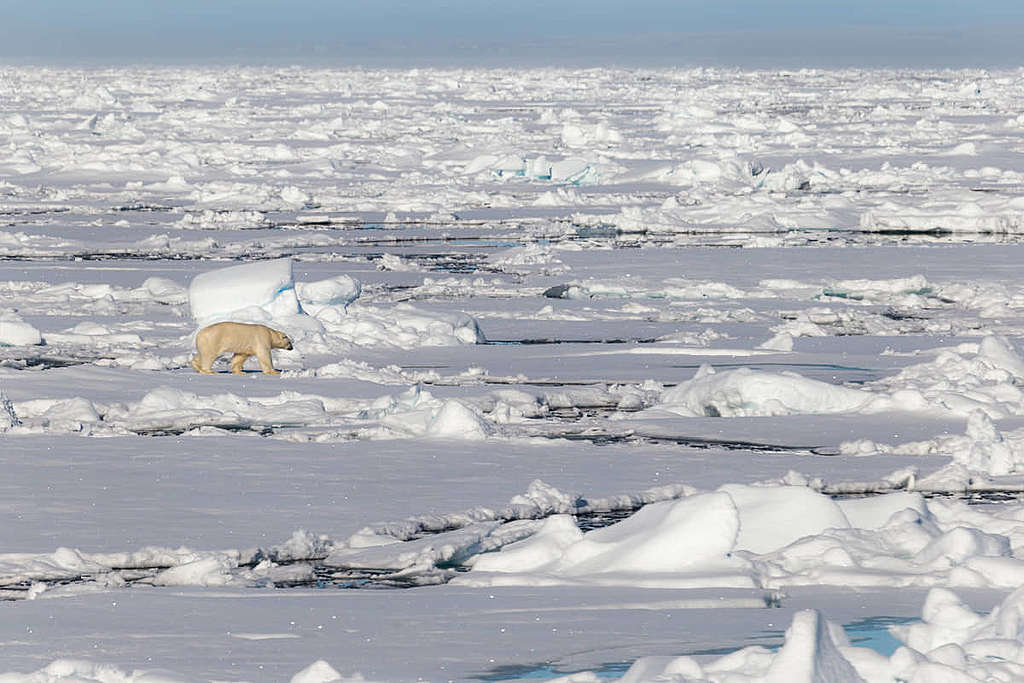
[425,399,494,440]
[139,277,188,305]
[188,258,301,325]
[507,479,581,517]
[488,244,568,276]
[99,384,500,439]
[3,656,353,682]
[473,494,747,579]
[105,386,329,433]
[44,322,143,347]
[19,278,187,310]
[296,275,361,308]
[861,194,1024,234]
[721,484,851,554]
[314,303,484,349]
[616,586,1024,682]
[546,276,749,302]
[151,555,237,587]
[552,493,744,576]
[0,659,190,683]
[462,489,756,585]
[572,193,818,237]
[0,547,109,585]
[845,408,1024,485]
[655,336,1024,421]
[561,121,622,148]
[374,387,494,440]
[0,310,42,346]
[471,515,583,573]
[175,209,269,231]
[10,397,101,433]
[615,610,861,682]
[0,541,324,600]
[657,364,878,417]
[290,660,347,683]
[869,336,1024,420]
[464,153,602,184]
[457,485,1024,591]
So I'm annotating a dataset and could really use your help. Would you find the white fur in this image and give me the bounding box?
[190,322,292,375]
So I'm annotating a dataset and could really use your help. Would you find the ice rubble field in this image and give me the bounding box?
[4,66,1024,681]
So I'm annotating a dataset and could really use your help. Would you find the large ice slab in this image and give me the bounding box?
[188,258,300,325]
[0,311,42,346]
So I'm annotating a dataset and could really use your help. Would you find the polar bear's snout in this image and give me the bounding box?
[272,329,293,351]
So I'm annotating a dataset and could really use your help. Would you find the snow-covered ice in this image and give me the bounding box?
[188,257,301,325]
[4,65,1024,680]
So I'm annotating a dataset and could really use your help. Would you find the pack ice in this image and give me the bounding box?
[4,65,1024,682]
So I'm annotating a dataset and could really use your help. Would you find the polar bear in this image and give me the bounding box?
[191,322,293,375]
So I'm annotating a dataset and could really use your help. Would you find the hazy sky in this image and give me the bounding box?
[2,0,1022,68]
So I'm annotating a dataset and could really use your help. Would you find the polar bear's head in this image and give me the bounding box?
[270,328,293,350]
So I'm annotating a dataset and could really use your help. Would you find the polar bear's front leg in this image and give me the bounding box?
[230,353,250,374]
[255,347,279,374]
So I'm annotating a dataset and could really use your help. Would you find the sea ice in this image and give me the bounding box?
[5,64,1024,681]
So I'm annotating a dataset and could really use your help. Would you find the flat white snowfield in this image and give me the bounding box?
[3,65,1024,681]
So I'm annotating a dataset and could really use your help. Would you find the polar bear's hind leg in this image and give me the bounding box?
[230,353,249,374]
[192,353,214,374]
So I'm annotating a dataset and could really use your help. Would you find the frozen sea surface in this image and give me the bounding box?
[4,65,1024,681]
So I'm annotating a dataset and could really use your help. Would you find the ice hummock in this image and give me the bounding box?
[0,311,42,346]
[613,585,1024,682]
[188,258,301,326]
[456,483,1024,591]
